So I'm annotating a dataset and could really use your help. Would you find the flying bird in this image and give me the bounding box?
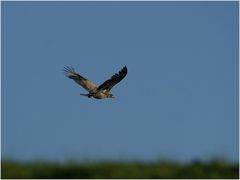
[64,66,128,99]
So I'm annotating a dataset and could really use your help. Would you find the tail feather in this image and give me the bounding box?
[80,93,92,98]
[80,93,89,96]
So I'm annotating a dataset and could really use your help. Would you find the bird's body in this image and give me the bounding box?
[80,89,113,99]
[64,66,127,99]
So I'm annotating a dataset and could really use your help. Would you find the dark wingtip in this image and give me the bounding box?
[122,65,128,74]
[63,66,76,77]
[63,66,74,72]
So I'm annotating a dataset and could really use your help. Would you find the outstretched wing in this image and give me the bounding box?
[64,66,97,92]
[97,66,128,92]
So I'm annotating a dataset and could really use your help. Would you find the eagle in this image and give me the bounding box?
[64,66,128,99]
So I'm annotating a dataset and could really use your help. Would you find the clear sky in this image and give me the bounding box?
[2,2,238,163]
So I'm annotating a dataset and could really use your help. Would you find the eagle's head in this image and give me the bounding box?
[108,94,115,98]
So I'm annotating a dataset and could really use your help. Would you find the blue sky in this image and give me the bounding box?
[2,2,238,162]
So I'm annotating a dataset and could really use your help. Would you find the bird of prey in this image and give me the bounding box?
[64,66,128,99]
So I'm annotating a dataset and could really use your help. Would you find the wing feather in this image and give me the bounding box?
[64,66,97,92]
[97,66,128,92]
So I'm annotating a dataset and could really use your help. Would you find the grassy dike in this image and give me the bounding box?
[1,159,239,179]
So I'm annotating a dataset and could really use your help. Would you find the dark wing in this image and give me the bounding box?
[97,66,128,92]
[63,66,97,92]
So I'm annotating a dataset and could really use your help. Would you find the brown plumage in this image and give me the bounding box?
[64,66,128,99]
